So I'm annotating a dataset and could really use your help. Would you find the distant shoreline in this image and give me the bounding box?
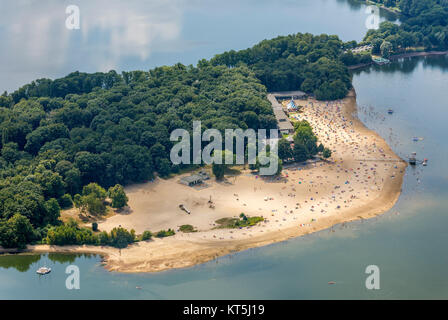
[364,0,401,15]
[348,50,448,70]
[0,89,407,273]
[389,50,448,60]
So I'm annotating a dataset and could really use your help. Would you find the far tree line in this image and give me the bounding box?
[363,0,448,58]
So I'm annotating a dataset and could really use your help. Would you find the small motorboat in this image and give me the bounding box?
[387,109,394,114]
[423,158,428,166]
[412,137,419,142]
[36,266,51,275]
[409,152,417,165]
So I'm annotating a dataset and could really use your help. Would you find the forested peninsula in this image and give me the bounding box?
[0,0,446,249]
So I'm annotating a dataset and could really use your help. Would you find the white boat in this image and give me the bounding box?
[36,266,51,275]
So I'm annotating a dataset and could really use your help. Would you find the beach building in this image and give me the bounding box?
[180,174,203,186]
[344,45,372,54]
[180,170,210,186]
[197,170,210,180]
[274,109,294,135]
[270,91,307,100]
[268,92,296,135]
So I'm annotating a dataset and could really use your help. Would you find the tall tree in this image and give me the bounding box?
[108,184,129,209]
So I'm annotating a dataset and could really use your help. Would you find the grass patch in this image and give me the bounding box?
[156,229,176,238]
[215,214,264,229]
[179,224,197,233]
[139,230,153,241]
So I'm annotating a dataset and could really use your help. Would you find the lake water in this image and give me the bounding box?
[0,0,397,93]
[1,1,448,300]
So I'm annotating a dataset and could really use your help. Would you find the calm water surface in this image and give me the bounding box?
[0,0,396,92]
[1,1,447,299]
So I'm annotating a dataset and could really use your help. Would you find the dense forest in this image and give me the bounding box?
[211,33,354,100]
[364,0,448,56]
[0,64,279,248]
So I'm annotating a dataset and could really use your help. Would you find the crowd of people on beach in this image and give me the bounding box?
[175,97,405,242]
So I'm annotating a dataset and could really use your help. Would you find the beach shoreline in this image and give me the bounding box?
[0,89,407,273]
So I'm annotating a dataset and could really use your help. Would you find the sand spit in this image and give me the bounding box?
[1,90,407,273]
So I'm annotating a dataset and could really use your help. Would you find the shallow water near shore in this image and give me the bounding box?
[1,0,448,299]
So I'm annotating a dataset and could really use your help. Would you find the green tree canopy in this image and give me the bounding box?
[108,184,129,209]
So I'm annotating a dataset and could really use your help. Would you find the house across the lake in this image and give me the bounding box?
[345,44,372,54]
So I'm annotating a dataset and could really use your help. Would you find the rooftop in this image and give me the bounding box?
[273,109,294,131]
[180,175,203,183]
[268,93,295,132]
[270,90,307,99]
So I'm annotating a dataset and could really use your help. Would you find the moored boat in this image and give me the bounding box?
[409,152,417,165]
[36,267,51,275]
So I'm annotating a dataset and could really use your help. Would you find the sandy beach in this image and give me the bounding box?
[3,90,407,273]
